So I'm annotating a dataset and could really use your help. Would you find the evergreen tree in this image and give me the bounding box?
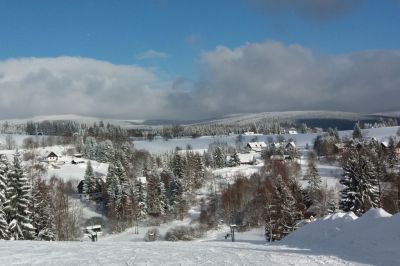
[97,140,115,163]
[352,122,363,140]
[146,172,162,216]
[172,153,185,179]
[274,175,302,237]
[134,178,147,218]
[339,149,380,216]
[213,147,225,168]
[0,155,10,239]
[229,150,241,167]
[83,161,97,194]
[387,137,398,168]
[106,163,120,201]
[303,152,322,213]
[31,178,55,240]
[4,152,35,240]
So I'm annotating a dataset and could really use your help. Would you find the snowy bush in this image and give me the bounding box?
[144,228,160,242]
[165,225,205,241]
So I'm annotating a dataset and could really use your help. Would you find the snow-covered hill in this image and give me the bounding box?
[1,110,397,129]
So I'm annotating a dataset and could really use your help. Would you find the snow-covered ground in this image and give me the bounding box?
[133,126,400,154]
[1,208,398,265]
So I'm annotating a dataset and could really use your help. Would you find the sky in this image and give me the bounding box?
[0,0,399,120]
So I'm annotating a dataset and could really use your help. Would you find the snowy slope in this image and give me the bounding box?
[1,209,399,265]
[0,239,356,266]
[282,208,400,266]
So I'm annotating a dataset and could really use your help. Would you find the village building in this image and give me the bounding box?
[47,152,58,162]
[247,142,267,152]
[285,141,296,149]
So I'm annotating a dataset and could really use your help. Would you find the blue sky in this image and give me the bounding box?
[1,0,399,78]
[0,0,399,119]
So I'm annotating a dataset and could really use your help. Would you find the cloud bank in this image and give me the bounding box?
[0,42,400,120]
[0,57,170,119]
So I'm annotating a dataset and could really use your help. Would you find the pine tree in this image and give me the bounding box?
[275,175,301,237]
[146,172,162,216]
[213,147,225,168]
[31,178,55,240]
[134,178,147,218]
[4,152,35,240]
[303,153,322,213]
[97,140,115,163]
[106,163,120,201]
[339,149,380,216]
[352,122,363,140]
[172,153,185,179]
[0,155,10,239]
[229,150,240,167]
[83,161,97,194]
[387,137,398,168]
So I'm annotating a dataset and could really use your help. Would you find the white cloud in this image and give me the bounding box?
[1,42,400,120]
[166,41,400,119]
[0,57,171,119]
[136,50,170,60]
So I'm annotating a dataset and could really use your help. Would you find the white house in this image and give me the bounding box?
[286,141,296,149]
[47,152,59,162]
[247,142,267,152]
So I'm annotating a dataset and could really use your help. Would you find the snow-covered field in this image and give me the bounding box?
[133,126,400,154]
[0,208,398,266]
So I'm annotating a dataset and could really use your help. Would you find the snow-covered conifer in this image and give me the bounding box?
[339,149,380,216]
[83,161,97,194]
[4,152,35,240]
[0,155,10,239]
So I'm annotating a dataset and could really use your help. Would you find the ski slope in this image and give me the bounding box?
[0,238,355,265]
[1,208,399,265]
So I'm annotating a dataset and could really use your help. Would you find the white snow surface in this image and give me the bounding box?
[282,208,400,266]
[0,208,399,265]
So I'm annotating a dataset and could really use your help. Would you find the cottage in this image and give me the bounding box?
[285,141,296,149]
[47,152,58,162]
[381,141,389,150]
[288,129,298,135]
[77,178,105,200]
[334,143,345,154]
[247,142,267,152]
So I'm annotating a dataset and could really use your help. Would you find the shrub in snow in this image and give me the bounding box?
[144,228,160,242]
[165,225,204,241]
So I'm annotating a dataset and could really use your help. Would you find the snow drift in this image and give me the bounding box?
[282,208,400,266]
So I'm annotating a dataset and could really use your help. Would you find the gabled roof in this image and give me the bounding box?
[286,141,296,148]
[47,152,58,158]
[247,142,267,149]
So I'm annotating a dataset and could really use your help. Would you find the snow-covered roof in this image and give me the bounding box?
[136,176,147,184]
[86,225,101,230]
[247,142,267,149]
[47,152,58,158]
[286,141,296,148]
